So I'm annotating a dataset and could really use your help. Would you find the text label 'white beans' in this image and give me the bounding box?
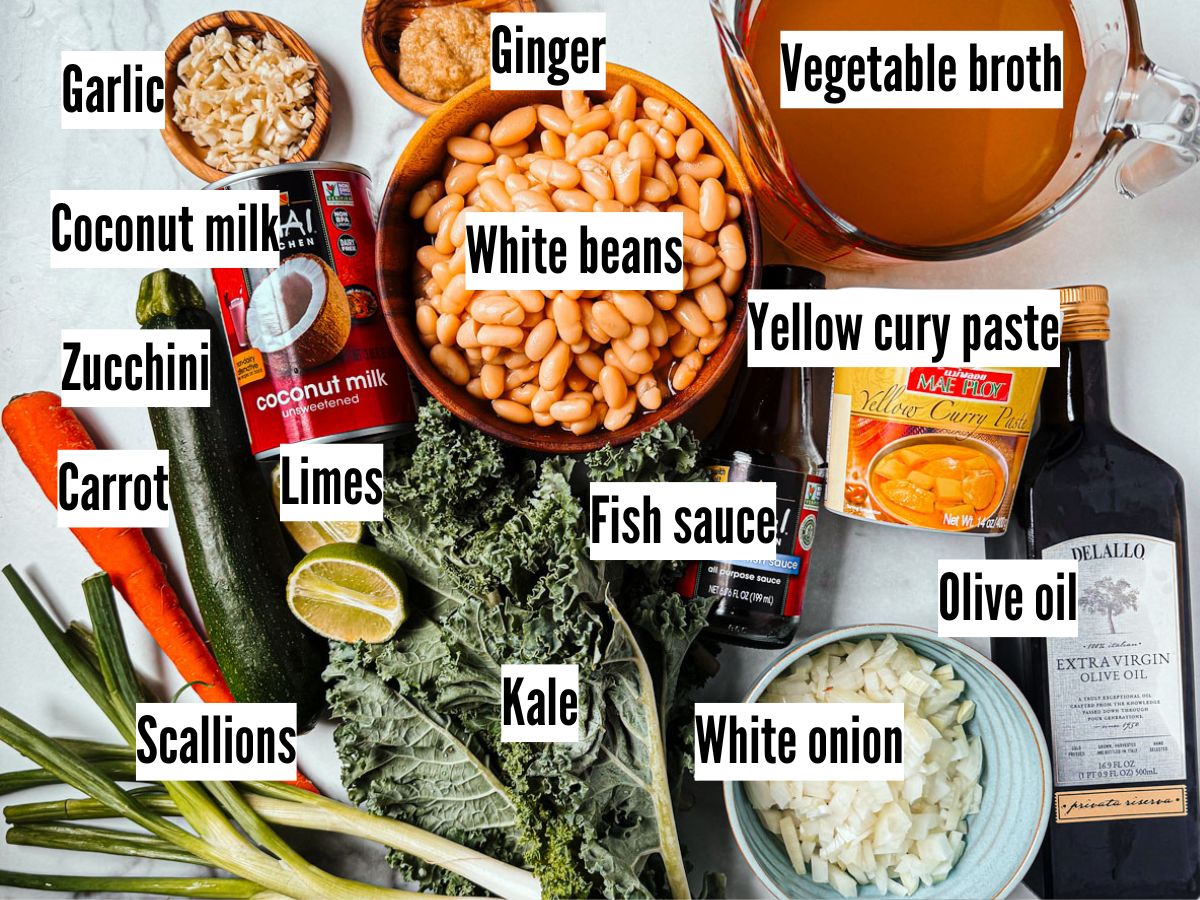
[693,702,905,781]
[747,287,1062,367]
[463,211,685,292]
[588,480,777,561]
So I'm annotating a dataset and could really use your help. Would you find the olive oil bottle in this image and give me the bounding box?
[990,286,1199,898]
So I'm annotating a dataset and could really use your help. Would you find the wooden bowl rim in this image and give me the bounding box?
[360,0,536,116]
[376,62,762,453]
[162,10,331,183]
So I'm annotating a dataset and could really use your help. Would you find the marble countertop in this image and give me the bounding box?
[1,0,1199,897]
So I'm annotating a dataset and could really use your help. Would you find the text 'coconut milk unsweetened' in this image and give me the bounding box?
[207,161,415,457]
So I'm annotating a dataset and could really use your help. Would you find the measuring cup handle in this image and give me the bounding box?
[1115,62,1200,198]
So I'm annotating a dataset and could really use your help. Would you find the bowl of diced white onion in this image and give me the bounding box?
[724,624,1051,899]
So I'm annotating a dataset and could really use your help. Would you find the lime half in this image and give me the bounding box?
[287,543,408,643]
[271,464,364,552]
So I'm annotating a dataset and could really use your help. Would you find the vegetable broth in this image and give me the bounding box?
[746,0,1087,247]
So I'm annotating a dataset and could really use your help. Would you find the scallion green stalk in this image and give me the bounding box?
[0,758,137,795]
[4,788,175,823]
[7,821,204,865]
[0,870,266,898]
[5,785,543,900]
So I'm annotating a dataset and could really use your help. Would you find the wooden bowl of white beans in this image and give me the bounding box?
[376,62,761,452]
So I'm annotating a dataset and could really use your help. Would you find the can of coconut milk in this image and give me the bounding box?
[207,162,416,458]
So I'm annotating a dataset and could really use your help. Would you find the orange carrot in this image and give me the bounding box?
[4,391,234,704]
[3,391,317,793]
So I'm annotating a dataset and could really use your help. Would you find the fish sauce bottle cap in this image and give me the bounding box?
[762,265,826,290]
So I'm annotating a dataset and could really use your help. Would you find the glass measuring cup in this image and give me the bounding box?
[711,0,1200,266]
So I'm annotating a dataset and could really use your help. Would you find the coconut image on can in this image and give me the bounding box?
[247,254,351,374]
[208,161,416,458]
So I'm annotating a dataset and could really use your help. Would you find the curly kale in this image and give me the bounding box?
[327,403,720,898]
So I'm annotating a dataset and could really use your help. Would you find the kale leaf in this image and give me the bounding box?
[328,404,719,898]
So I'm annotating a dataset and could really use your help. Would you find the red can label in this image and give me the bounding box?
[906,366,1014,403]
[210,164,415,457]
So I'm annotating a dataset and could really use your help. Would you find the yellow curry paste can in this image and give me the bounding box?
[824,366,1045,535]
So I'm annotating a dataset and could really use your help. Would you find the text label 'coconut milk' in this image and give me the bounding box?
[50,190,279,269]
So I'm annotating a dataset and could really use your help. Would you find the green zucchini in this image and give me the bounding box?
[135,269,327,731]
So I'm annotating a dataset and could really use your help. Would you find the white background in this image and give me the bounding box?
[1,1,1198,898]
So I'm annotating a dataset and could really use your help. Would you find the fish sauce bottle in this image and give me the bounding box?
[990,286,1199,898]
[684,265,826,649]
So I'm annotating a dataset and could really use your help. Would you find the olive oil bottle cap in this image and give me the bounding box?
[1058,285,1110,342]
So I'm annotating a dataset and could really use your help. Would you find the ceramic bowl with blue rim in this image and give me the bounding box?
[723,623,1052,899]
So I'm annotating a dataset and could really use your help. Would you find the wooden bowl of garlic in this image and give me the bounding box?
[163,10,331,182]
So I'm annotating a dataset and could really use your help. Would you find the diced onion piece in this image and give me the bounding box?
[779,815,807,876]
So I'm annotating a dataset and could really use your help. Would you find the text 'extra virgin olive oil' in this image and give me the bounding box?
[990,286,1200,898]
[682,265,826,649]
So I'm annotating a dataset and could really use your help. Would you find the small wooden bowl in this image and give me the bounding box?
[376,63,762,453]
[361,0,536,116]
[162,11,331,183]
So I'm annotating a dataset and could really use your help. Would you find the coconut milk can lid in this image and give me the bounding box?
[1058,285,1110,342]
